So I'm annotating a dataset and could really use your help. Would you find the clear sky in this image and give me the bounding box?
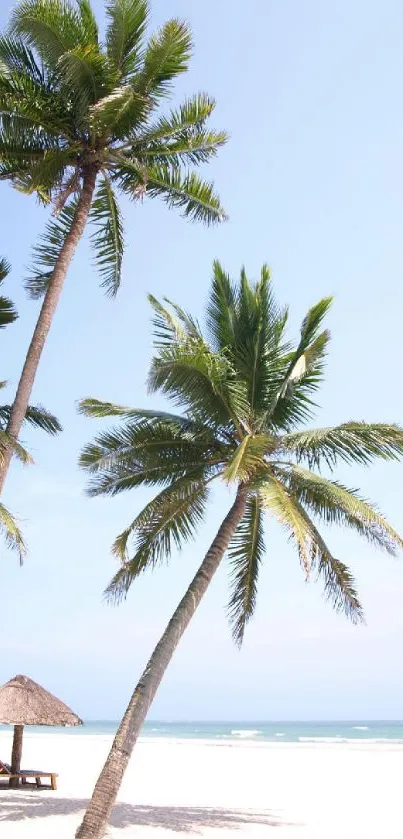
[1,0,403,722]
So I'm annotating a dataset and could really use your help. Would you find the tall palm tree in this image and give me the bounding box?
[0,0,227,492]
[0,257,61,559]
[76,263,403,838]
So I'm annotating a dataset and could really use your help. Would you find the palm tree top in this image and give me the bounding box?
[80,265,403,643]
[0,0,228,296]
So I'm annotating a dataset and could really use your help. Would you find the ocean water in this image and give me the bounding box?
[2,720,403,744]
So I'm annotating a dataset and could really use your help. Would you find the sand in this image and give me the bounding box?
[0,732,402,838]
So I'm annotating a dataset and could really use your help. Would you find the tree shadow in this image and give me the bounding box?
[0,792,299,831]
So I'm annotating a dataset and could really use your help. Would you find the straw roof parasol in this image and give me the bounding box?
[0,674,82,784]
[0,674,82,727]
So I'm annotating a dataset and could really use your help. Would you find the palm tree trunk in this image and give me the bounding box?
[9,724,24,789]
[0,165,98,494]
[75,487,247,839]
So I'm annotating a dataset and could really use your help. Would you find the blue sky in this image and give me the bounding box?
[1,0,403,722]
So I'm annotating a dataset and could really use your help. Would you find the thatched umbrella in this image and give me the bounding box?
[0,674,82,785]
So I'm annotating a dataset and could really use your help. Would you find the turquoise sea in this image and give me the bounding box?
[2,720,403,743]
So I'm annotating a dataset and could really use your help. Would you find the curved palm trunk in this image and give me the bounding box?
[76,487,247,839]
[0,166,98,494]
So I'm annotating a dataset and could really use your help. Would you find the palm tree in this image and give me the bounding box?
[0,0,227,492]
[76,263,403,839]
[0,257,61,559]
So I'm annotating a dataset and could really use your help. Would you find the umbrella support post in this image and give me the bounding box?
[10,724,24,789]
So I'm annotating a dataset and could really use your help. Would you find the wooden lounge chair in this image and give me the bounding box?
[0,759,57,790]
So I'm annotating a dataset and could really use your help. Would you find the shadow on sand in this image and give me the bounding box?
[0,792,298,831]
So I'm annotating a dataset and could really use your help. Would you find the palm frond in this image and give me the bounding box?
[76,0,99,45]
[0,430,32,465]
[10,0,91,70]
[0,258,17,328]
[11,148,73,199]
[23,404,62,434]
[135,93,217,143]
[223,434,273,483]
[90,174,124,296]
[275,463,403,554]
[262,297,332,431]
[105,473,210,601]
[290,498,364,623]
[106,0,149,78]
[0,257,10,283]
[137,19,192,99]
[148,337,249,433]
[80,418,222,495]
[148,293,201,347]
[142,164,227,225]
[25,198,78,298]
[227,495,264,644]
[135,129,228,167]
[280,423,403,470]
[260,474,363,621]
[0,60,70,137]
[235,265,290,414]
[0,502,26,564]
[57,44,112,114]
[117,160,227,225]
[259,474,314,577]
[0,35,44,82]
[131,94,227,166]
[78,397,200,431]
[0,404,61,434]
[206,260,238,352]
[90,85,150,137]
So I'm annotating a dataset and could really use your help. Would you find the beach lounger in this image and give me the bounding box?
[0,760,57,790]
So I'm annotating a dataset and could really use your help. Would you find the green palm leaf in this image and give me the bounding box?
[136,93,217,143]
[76,0,99,45]
[90,175,124,296]
[0,430,32,465]
[148,338,248,432]
[106,473,210,601]
[80,418,222,495]
[57,44,112,114]
[10,0,89,69]
[90,84,149,137]
[206,260,238,352]
[138,19,192,98]
[142,165,227,225]
[78,397,202,431]
[223,434,273,483]
[106,0,149,77]
[25,199,77,298]
[227,495,264,644]
[290,499,364,622]
[259,474,314,577]
[117,160,226,225]
[0,404,61,435]
[280,423,403,469]
[0,502,26,564]
[0,258,17,328]
[274,464,403,555]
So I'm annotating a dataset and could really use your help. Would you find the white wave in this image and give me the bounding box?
[275,733,285,737]
[299,736,344,743]
[352,726,369,730]
[230,729,262,738]
[299,736,403,744]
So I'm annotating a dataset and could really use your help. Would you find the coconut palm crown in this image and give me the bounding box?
[0,258,61,559]
[0,0,227,298]
[80,263,403,642]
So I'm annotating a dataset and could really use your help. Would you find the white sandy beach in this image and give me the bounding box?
[0,733,402,838]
